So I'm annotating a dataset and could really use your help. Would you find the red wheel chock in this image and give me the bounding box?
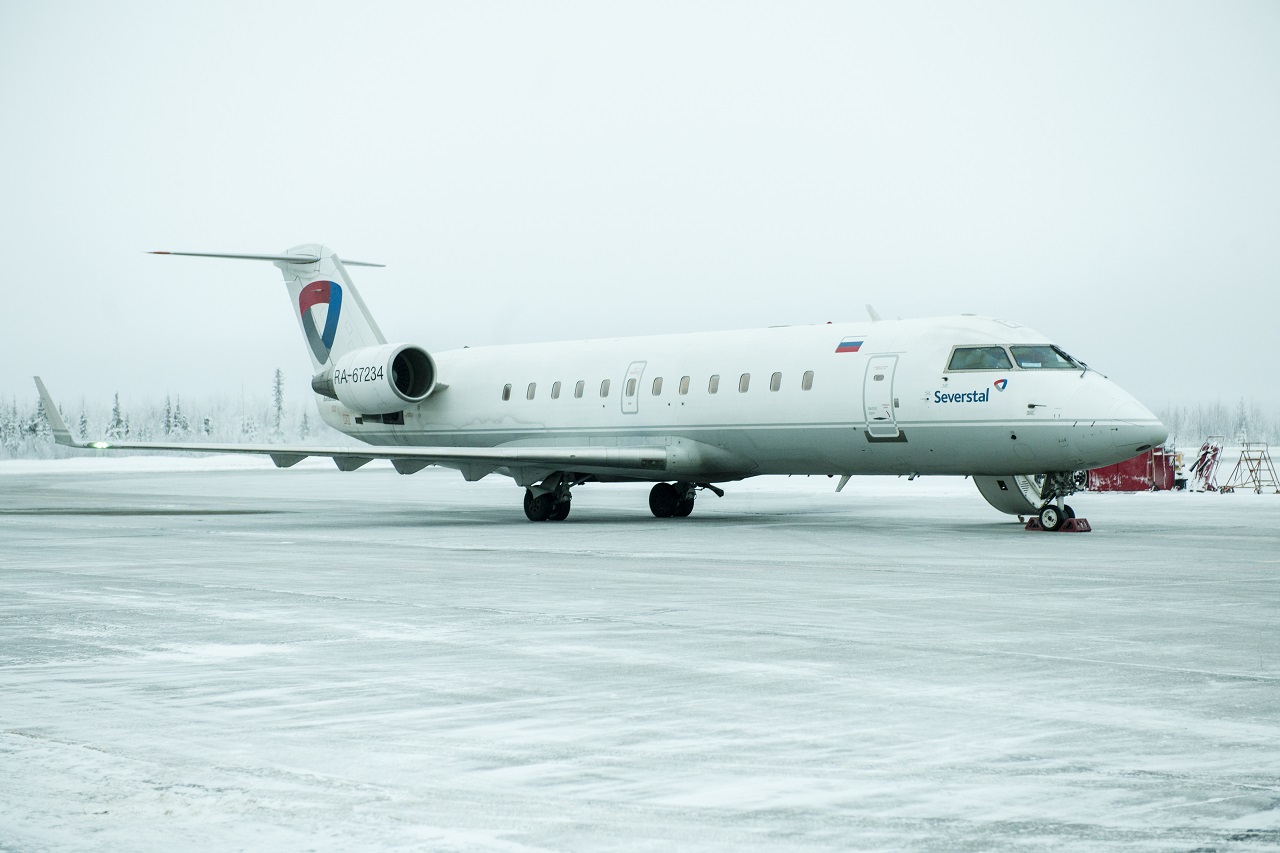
[1024,517,1092,533]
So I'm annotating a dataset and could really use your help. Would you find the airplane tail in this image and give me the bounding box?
[151,244,387,373]
[274,244,387,372]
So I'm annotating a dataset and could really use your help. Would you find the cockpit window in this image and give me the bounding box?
[947,346,1012,371]
[1010,345,1079,370]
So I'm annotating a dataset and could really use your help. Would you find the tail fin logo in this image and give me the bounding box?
[299,280,343,363]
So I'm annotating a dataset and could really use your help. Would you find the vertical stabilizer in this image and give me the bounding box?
[274,244,387,372]
[150,245,388,374]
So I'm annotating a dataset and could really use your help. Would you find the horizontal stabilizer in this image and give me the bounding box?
[149,251,384,268]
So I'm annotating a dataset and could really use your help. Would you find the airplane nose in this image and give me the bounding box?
[1110,399,1168,453]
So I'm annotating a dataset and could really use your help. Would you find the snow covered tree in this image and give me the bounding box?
[26,398,52,441]
[78,411,90,441]
[1233,398,1249,443]
[0,398,18,455]
[106,393,127,440]
[172,396,190,435]
[163,395,173,435]
[202,416,212,436]
[299,411,311,439]
[271,368,285,443]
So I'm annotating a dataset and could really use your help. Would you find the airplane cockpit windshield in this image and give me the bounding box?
[1009,345,1082,370]
[947,346,1013,371]
[947,344,1084,372]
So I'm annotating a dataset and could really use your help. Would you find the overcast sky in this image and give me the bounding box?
[3,1,1277,414]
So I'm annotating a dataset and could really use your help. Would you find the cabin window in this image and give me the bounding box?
[574,380,585,398]
[947,346,1012,371]
[802,370,814,391]
[679,375,690,395]
[551,381,561,400]
[739,373,751,393]
[708,374,720,394]
[600,379,611,398]
[626,378,637,397]
[526,382,537,400]
[1010,345,1079,370]
[769,372,782,392]
[501,383,512,401]
[652,377,663,396]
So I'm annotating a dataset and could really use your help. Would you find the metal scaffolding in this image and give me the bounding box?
[1220,442,1280,494]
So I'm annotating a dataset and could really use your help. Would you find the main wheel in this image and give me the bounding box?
[673,497,695,517]
[1063,504,1076,519]
[524,489,555,521]
[649,482,680,517]
[549,500,571,521]
[1038,504,1064,532]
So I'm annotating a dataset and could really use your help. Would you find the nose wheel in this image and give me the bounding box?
[1025,471,1090,532]
[1031,502,1086,533]
[1038,504,1064,531]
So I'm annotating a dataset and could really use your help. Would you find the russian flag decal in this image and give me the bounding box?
[835,338,863,353]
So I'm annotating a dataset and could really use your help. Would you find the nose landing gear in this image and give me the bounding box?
[1026,471,1091,532]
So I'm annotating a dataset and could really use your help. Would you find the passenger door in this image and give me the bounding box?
[863,355,900,438]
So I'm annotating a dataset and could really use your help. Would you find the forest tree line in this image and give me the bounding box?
[2,370,325,460]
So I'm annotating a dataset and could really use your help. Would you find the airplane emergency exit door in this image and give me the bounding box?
[622,361,646,414]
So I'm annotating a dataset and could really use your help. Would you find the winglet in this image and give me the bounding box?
[33,377,84,447]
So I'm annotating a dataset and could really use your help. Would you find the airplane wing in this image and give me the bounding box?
[34,377,667,479]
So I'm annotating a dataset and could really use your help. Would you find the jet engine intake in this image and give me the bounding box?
[311,343,437,414]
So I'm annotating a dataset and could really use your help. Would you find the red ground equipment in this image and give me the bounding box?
[1023,516,1092,533]
[1088,447,1176,492]
[1190,436,1225,492]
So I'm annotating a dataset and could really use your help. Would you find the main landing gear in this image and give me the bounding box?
[522,476,725,521]
[524,488,572,521]
[1027,470,1091,533]
[523,473,576,522]
[648,481,723,518]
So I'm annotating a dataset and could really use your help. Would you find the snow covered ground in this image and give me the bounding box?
[2,458,1278,851]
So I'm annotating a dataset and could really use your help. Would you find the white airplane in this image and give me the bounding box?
[36,244,1167,529]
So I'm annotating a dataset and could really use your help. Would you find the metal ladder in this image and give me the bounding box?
[1220,442,1280,494]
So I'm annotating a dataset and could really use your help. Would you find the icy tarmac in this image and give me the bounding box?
[2,458,1278,851]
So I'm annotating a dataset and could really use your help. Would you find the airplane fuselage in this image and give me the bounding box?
[318,315,1164,483]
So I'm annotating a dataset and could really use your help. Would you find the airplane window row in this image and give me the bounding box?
[501,370,817,401]
[947,345,1082,371]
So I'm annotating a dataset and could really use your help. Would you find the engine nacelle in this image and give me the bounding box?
[311,343,437,414]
